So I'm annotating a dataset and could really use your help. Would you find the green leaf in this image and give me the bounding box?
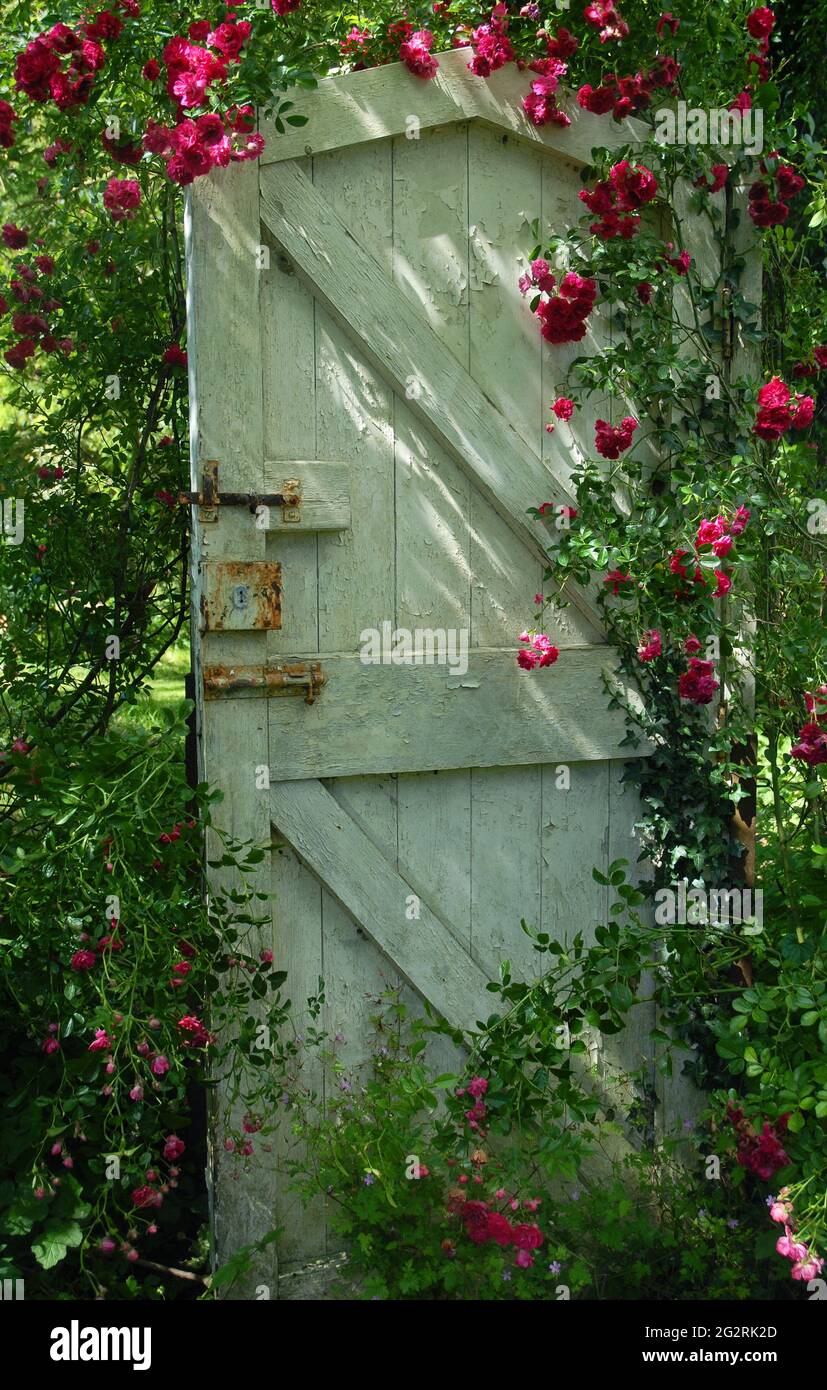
[32,1221,84,1271]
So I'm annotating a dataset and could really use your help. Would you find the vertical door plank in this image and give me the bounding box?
[186,161,276,1294]
[309,145,406,1237]
[392,123,474,978]
[536,156,609,638]
[469,765,542,981]
[468,126,548,650]
[269,839,326,1264]
[466,124,544,982]
[468,125,543,445]
[599,760,656,1155]
[540,760,613,1167]
[262,157,320,658]
[540,156,606,501]
[540,760,610,949]
[326,774,405,1074]
[392,123,470,359]
[259,155,327,1264]
[313,142,396,651]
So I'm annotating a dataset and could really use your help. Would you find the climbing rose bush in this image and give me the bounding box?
[1,0,825,1300]
[505,2,826,1287]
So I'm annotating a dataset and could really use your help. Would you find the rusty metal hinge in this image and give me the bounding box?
[181,461,302,523]
[203,662,324,703]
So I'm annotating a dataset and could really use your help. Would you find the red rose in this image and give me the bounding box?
[746,7,775,42]
[461,1199,490,1244]
[5,339,37,370]
[486,1212,514,1246]
[577,83,616,116]
[511,1222,544,1250]
[132,1185,163,1209]
[103,177,141,222]
[2,223,28,249]
[70,948,97,971]
[678,659,718,705]
[83,10,124,43]
[14,39,62,103]
[595,416,638,459]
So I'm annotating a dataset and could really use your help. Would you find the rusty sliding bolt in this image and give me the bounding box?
[179,463,302,523]
[178,490,301,511]
[203,662,324,704]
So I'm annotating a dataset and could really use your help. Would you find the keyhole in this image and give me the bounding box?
[232,584,251,611]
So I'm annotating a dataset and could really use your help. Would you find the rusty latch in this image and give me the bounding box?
[181,461,302,523]
[203,662,324,704]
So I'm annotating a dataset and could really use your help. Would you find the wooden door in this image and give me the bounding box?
[187,50,668,1288]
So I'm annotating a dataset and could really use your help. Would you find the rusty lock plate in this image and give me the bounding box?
[200,560,282,632]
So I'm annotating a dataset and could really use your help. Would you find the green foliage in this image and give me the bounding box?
[0,0,825,1301]
[0,708,302,1295]
[279,984,794,1300]
[519,0,827,1278]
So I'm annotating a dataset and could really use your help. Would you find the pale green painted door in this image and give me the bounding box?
[187,50,667,1283]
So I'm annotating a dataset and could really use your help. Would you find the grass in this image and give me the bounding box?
[146,635,191,708]
[124,633,192,729]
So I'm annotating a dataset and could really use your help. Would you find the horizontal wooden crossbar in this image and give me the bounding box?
[263,647,649,780]
[259,47,648,166]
